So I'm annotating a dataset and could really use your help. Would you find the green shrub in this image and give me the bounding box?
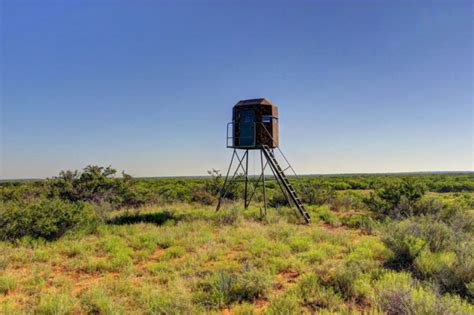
[437,294,474,314]
[196,268,271,309]
[365,179,426,218]
[288,236,311,253]
[341,191,365,210]
[300,185,335,206]
[101,236,133,271]
[162,246,186,260]
[141,285,195,314]
[204,169,225,196]
[382,216,458,269]
[297,273,343,311]
[414,249,456,277]
[0,274,17,294]
[48,165,145,208]
[0,182,47,203]
[374,271,418,314]
[298,248,329,264]
[265,292,300,315]
[215,207,242,226]
[80,287,119,314]
[411,197,444,217]
[329,238,389,301]
[190,187,215,205]
[382,212,473,298]
[412,248,473,298]
[268,191,290,208]
[233,302,257,315]
[314,206,340,225]
[331,262,374,302]
[235,266,272,301]
[374,271,474,315]
[447,241,474,299]
[342,214,378,234]
[35,293,77,315]
[0,198,98,241]
[196,271,236,308]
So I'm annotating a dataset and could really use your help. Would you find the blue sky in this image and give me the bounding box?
[1,0,472,179]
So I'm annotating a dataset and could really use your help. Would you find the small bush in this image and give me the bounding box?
[297,273,343,311]
[342,214,378,234]
[233,302,257,315]
[365,179,426,218]
[288,236,311,253]
[196,268,271,309]
[374,272,417,314]
[374,271,474,315]
[0,198,98,241]
[141,285,195,314]
[101,236,133,271]
[0,274,16,294]
[80,287,117,314]
[328,238,389,301]
[382,212,473,298]
[314,206,340,226]
[414,249,456,277]
[437,294,474,314]
[300,185,335,206]
[48,165,146,208]
[190,187,215,205]
[265,292,300,315]
[235,266,272,301]
[162,246,186,260]
[35,293,77,315]
[268,191,290,208]
[197,271,236,308]
[298,248,329,264]
[382,216,458,269]
[215,207,242,226]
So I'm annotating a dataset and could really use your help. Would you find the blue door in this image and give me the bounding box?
[239,109,255,146]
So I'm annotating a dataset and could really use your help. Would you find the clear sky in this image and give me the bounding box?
[1,0,472,179]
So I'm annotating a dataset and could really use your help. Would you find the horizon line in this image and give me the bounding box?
[1,170,472,182]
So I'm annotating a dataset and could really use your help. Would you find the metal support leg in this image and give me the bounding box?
[216,150,248,211]
[244,150,249,209]
[216,150,236,211]
[245,159,268,208]
[260,149,267,217]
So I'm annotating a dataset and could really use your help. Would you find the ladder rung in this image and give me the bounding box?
[263,146,311,224]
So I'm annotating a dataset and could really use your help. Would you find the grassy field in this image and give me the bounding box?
[0,170,473,314]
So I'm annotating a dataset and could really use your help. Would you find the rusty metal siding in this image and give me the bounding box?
[232,99,279,149]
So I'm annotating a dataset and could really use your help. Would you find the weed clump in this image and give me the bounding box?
[373,271,474,315]
[141,284,196,314]
[297,273,344,311]
[0,274,17,295]
[382,213,473,299]
[195,267,271,309]
[80,287,118,315]
[35,292,78,314]
[215,207,242,226]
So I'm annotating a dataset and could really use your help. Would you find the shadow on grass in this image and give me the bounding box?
[107,210,179,226]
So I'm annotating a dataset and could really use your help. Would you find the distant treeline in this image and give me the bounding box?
[3,172,472,193]
[297,173,474,192]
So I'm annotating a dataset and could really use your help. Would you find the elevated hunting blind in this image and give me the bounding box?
[230,98,279,148]
[217,98,311,223]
